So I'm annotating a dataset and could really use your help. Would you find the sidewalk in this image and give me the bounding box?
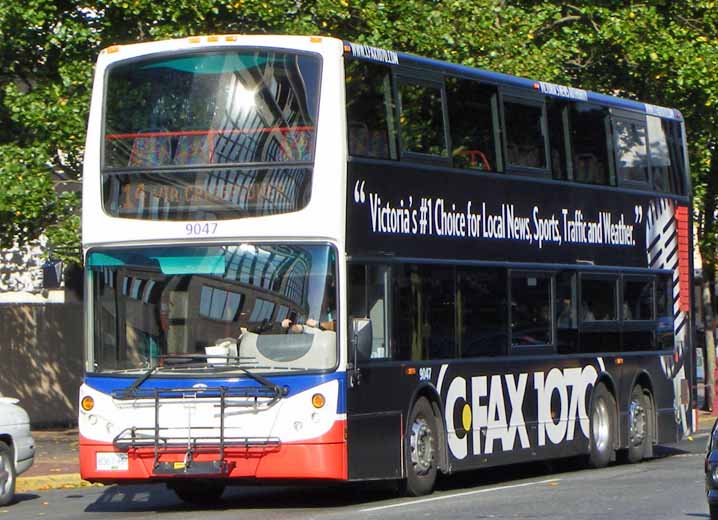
[15,429,97,493]
[15,411,718,492]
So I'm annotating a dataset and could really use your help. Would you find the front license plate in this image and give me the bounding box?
[96,452,129,471]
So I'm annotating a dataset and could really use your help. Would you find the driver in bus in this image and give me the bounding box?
[281,276,336,333]
[281,316,336,333]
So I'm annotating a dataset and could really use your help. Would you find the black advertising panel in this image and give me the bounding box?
[347,162,673,269]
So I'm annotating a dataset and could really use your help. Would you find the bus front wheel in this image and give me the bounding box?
[588,384,616,468]
[403,397,438,496]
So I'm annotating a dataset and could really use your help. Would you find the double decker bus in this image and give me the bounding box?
[79,35,694,501]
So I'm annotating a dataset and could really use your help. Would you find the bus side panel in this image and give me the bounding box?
[347,353,679,478]
[347,411,403,480]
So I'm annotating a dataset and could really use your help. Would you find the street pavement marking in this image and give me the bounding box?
[360,478,561,513]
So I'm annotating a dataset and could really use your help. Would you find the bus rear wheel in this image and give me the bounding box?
[626,385,651,463]
[588,384,616,468]
[403,397,438,496]
[168,478,226,505]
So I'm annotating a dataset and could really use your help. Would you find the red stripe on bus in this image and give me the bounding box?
[79,419,347,483]
[105,127,315,140]
[675,205,690,313]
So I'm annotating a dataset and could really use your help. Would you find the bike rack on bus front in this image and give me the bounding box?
[111,386,283,475]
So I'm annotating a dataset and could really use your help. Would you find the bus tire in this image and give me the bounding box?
[0,441,16,507]
[403,397,438,496]
[588,384,615,468]
[168,478,226,505]
[627,385,649,463]
[641,390,655,460]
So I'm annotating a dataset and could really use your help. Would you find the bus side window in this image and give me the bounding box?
[446,77,500,172]
[457,267,508,357]
[570,103,613,186]
[510,272,552,347]
[649,116,685,195]
[556,272,579,354]
[392,264,455,361]
[614,116,650,187]
[367,265,391,359]
[398,80,448,158]
[348,263,391,360]
[547,100,571,181]
[345,59,397,160]
[623,278,654,321]
[656,274,675,350]
[503,99,547,171]
[581,277,617,322]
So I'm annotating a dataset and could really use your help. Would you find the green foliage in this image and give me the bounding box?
[1,0,718,268]
[0,144,56,247]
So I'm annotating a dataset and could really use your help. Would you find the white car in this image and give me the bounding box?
[0,396,35,506]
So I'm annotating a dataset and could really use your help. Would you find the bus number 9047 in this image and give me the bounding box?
[185,223,218,236]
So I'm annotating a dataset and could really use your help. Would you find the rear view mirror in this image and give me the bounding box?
[351,317,373,363]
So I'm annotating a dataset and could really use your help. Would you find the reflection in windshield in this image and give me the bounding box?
[88,244,337,373]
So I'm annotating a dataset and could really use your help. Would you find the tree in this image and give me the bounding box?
[2,2,717,310]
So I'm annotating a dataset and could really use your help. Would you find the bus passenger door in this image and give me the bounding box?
[346,264,404,480]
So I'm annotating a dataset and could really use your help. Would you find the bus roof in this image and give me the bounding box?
[344,41,683,122]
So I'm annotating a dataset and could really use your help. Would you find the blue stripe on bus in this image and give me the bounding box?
[84,372,347,414]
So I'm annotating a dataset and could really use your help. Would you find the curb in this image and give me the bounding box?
[16,474,102,492]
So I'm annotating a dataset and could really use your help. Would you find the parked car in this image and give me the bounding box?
[706,419,718,519]
[0,396,35,506]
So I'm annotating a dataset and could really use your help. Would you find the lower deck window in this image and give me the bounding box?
[348,262,675,360]
[581,277,617,321]
[511,273,552,346]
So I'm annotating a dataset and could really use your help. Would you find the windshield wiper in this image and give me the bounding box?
[117,354,289,399]
[233,365,288,397]
[162,361,288,398]
[120,365,159,398]
[118,354,204,397]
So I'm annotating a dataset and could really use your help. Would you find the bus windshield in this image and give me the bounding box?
[101,50,321,221]
[87,243,337,374]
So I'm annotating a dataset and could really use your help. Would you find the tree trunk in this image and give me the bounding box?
[704,283,716,412]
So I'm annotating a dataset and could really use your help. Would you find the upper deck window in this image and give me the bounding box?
[345,59,397,160]
[503,99,548,171]
[104,50,321,167]
[569,103,613,185]
[446,77,500,172]
[648,116,685,195]
[101,50,320,220]
[614,117,650,185]
[398,80,448,158]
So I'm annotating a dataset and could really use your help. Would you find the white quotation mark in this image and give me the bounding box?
[634,205,643,223]
[354,180,366,203]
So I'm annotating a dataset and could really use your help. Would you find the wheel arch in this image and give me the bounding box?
[0,434,14,463]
